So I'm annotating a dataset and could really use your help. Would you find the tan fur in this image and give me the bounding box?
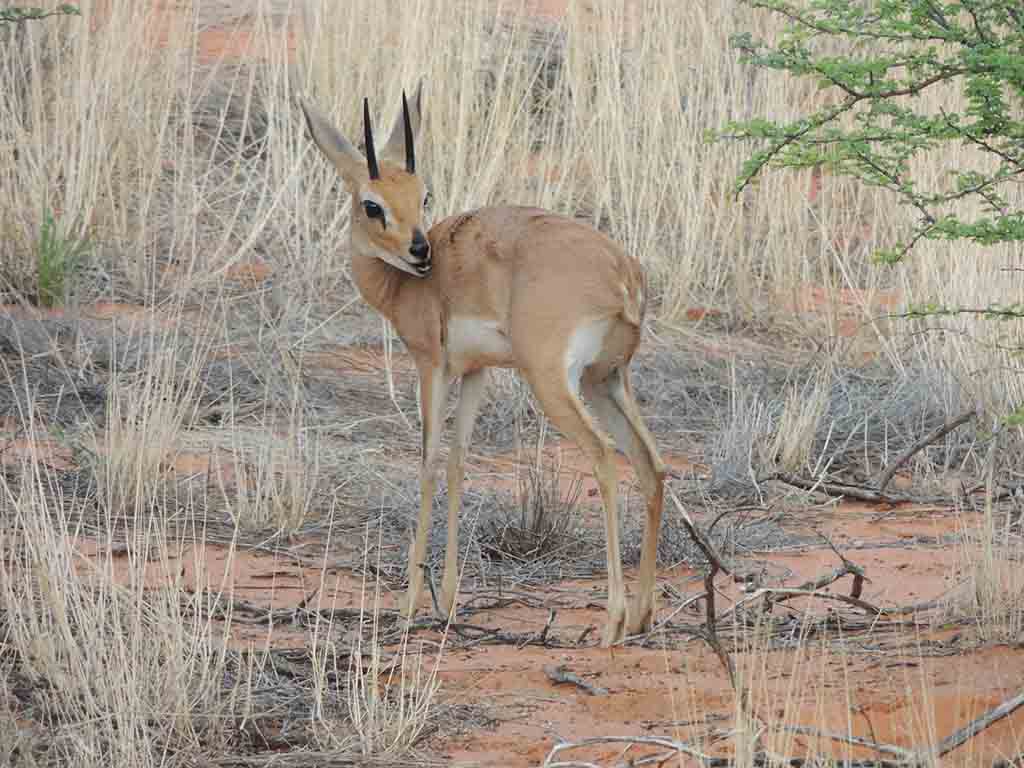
[300,91,665,646]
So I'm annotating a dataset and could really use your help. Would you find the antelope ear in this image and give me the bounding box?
[298,96,366,181]
[381,79,424,167]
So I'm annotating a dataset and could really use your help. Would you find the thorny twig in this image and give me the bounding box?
[667,488,747,712]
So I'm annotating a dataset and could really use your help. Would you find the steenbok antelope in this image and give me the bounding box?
[299,85,665,645]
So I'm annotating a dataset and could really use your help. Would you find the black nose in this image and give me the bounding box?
[409,232,430,263]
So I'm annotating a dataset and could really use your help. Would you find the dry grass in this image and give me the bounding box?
[2,0,1024,766]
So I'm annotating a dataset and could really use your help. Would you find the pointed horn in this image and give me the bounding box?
[363,97,380,180]
[402,90,415,174]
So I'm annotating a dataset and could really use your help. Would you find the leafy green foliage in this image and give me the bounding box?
[720,1,1024,264]
[0,5,79,24]
[36,208,90,308]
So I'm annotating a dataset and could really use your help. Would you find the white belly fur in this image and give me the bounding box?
[446,316,515,375]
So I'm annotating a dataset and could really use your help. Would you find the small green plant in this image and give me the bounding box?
[0,5,79,25]
[36,208,89,307]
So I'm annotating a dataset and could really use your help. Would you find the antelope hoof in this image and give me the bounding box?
[627,595,657,636]
[602,596,629,647]
[398,587,423,622]
[438,588,458,620]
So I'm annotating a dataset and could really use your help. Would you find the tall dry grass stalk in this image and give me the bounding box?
[0,460,243,766]
[89,325,205,521]
[954,437,1024,642]
[307,521,442,756]
[0,0,1019,413]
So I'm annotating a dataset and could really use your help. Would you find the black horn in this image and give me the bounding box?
[403,90,415,174]
[363,97,380,180]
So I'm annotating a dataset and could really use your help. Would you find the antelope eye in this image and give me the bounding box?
[423,191,432,209]
[363,200,384,220]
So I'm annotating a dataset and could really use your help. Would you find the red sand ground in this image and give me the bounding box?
[43,335,1022,766]
[62,490,1024,766]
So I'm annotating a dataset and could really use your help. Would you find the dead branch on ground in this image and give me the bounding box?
[875,409,976,494]
[775,473,916,504]
[773,408,976,504]
[928,689,1024,759]
[772,724,914,760]
[542,689,1024,767]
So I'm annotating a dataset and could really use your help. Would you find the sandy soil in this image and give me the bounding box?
[61,482,1024,766]
[37,320,1020,767]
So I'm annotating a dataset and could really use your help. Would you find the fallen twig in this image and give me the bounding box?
[774,408,976,504]
[522,608,558,649]
[774,724,915,760]
[543,735,715,767]
[668,488,731,576]
[626,591,706,645]
[547,690,1024,767]
[419,561,444,618]
[768,562,865,607]
[542,734,910,767]
[544,664,608,696]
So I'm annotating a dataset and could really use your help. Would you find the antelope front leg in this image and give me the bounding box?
[440,370,487,617]
[401,364,449,621]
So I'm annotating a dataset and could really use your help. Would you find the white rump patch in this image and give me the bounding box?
[565,318,611,395]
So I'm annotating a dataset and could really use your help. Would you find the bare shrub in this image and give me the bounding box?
[477,453,586,565]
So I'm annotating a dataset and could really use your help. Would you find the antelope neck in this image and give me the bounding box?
[350,249,406,319]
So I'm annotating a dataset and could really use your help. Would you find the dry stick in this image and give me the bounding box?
[777,408,977,505]
[543,735,909,767]
[775,473,912,504]
[819,534,867,599]
[929,689,1024,759]
[767,563,862,607]
[544,664,609,696]
[520,608,558,649]
[418,561,443,618]
[772,725,915,760]
[875,408,976,494]
[628,591,707,644]
[668,488,732,578]
[736,587,884,617]
[667,489,746,710]
[543,735,717,768]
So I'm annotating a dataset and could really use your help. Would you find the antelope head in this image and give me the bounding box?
[300,84,430,277]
